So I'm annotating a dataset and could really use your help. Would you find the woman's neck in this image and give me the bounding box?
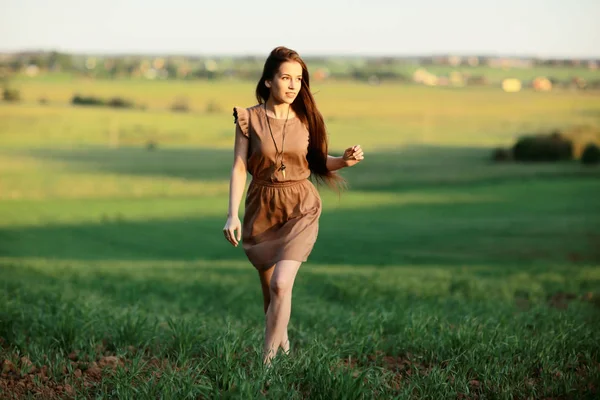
[265,98,293,119]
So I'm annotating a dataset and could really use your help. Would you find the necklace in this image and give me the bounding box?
[264,103,290,179]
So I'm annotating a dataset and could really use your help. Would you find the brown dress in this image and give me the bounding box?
[233,104,322,270]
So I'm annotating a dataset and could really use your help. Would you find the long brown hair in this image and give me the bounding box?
[255,46,345,191]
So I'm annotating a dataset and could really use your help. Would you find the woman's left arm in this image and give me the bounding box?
[326,155,348,171]
[327,145,364,171]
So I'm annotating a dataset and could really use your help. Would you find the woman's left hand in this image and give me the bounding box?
[342,145,364,167]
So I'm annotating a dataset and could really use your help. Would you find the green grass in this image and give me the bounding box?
[1,258,599,398]
[0,77,599,399]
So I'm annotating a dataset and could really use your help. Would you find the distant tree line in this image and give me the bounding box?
[492,126,600,166]
[1,51,598,85]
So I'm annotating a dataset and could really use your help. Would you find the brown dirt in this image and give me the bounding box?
[0,354,121,399]
[0,349,180,400]
[547,291,577,310]
[338,351,435,392]
[339,351,599,399]
[369,352,432,378]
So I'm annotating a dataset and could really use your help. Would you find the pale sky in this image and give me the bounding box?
[1,0,599,58]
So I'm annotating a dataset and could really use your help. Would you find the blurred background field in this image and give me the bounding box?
[1,1,600,396]
[1,70,600,398]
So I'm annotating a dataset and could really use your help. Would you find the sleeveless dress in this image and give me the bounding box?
[233,104,322,271]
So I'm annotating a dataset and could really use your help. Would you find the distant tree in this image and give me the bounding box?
[581,144,600,165]
[165,62,178,79]
[72,94,105,106]
[106,97,134,108]
[48,51,73,71]
[29,54,47,69]
[3,87,20,102]
[110,59,128,78]
[513,132,573,162]
[9,59,24,72]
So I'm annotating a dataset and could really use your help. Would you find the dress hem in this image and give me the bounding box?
[251,257,310,271]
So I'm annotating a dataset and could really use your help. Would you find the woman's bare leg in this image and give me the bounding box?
[258,265,289,354]
[262,260,301,365]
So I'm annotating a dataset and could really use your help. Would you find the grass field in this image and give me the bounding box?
[1,77,600,399]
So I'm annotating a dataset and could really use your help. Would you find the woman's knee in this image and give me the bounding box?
[269,260,301,297]
[270,277,292,297]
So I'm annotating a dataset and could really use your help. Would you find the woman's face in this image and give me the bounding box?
[266,61,303,105]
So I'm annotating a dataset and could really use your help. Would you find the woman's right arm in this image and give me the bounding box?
[223,125,249,247]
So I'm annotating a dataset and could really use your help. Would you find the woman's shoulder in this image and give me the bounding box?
[232,104,263,137]
[246,104,264,120]
[234,103,262,112]
[233,104,262,121]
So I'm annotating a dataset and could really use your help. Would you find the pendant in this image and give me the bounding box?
[280,163,286,179]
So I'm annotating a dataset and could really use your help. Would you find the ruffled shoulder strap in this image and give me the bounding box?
[232,106,249,137]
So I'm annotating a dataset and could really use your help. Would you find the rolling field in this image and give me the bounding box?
[1,78,600,399]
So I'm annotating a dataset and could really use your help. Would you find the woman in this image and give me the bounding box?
[223,46,364,366]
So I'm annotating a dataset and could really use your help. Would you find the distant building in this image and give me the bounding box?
[25,64,40,77]
[413,68,438,86]
[502,79,522,92]
[532,77,552,91]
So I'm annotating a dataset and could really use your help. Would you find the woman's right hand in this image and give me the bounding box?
[223,215,242,247]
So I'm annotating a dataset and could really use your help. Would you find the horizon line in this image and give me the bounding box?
[1,47,599,61]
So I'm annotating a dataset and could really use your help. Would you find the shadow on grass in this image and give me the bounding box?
[2,144,598,266]
[20,145,600,192]
[1,199,598,266]
[24,147,232,182]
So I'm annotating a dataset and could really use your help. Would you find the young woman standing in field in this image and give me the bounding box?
[223,46,364,366]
